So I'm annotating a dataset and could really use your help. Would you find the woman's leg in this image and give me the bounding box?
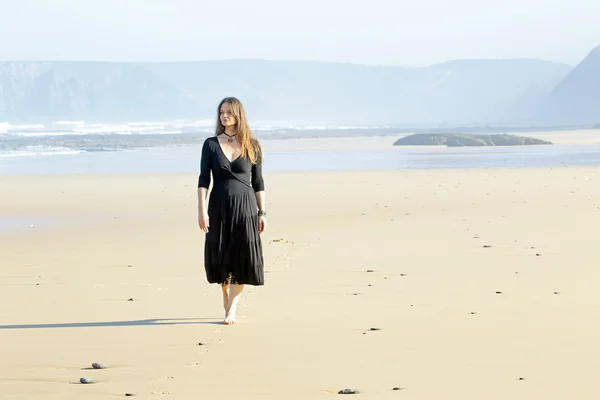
[224,284,244,325]
[221,283,230,317]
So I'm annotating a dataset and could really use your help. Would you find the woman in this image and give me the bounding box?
[197,97,267,325]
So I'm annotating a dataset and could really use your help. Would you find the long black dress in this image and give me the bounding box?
[197,136,265,286]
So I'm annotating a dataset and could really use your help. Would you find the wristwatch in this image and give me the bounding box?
[258,210,267,217]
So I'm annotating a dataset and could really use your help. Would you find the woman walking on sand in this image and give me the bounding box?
[197,97,267,325]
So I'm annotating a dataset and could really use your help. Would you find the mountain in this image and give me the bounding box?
[0,59,572,124]
[538,46,600,125]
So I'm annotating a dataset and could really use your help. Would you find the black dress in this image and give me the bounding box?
[197,136,265,286]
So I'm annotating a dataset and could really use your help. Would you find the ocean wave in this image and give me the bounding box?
[9,131,81,137]
[51,120,86,126]
[71,125,165,134]
[0,122,10,134]
[1,119,395,138]
[0,146,85,158]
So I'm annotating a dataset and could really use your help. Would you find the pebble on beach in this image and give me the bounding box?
[338,388,359,394]
[80,377,97,384]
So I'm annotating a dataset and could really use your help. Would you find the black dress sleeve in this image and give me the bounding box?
[198,138,212,189]
[251,154,265,192]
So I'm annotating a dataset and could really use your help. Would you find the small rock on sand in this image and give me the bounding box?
[369,328,381,331]
[92,362,108,369]
[80,377,97,384]
[338,388,359,394]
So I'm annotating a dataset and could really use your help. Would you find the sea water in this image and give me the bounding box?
[1,140,600,175]
[1,120,600,174]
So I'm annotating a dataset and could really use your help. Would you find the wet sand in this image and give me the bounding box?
[1,166,600,399]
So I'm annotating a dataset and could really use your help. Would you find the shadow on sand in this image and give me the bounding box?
[0,318,222,330]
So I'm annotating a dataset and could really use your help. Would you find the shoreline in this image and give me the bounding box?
[1,128,599,153]
[1,132,600,176]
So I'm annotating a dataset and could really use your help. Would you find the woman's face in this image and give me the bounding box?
[220,102,237,128]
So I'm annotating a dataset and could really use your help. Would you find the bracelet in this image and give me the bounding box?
[258,210,267,217]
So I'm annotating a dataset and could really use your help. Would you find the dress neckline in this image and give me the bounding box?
[215,136,241,164]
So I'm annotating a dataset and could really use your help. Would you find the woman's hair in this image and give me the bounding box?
[214,97,263,164]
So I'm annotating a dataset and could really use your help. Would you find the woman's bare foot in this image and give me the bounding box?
[223,284,244,325]
[224,307,237,325]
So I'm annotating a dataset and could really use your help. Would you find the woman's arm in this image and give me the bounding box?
[197,139,212,232]
[252,152,267,233]
[198,187,209,214]
[255,190,265,213]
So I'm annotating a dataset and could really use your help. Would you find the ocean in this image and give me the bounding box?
[1,120,600,174]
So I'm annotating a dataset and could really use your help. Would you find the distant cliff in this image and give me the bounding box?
[538,46,600,125]
[394,133,552,147]
[0,58,571,124]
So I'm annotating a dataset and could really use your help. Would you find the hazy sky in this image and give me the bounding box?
[1,0,599,67]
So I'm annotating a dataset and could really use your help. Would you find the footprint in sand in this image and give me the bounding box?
[270,238,295,244]
[185,362,202,367]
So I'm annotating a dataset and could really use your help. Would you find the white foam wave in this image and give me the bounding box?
[0,147,85,158]
[52,120,86,126]
[171,120,217,128]
[0,122,11,134]
[9,131,76,137]
[1,119,391,137]
[72,125,165,134]
[12,124,46,129]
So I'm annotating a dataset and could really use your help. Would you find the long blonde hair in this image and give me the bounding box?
[215,97,263,164]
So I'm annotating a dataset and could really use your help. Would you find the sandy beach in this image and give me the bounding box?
[1,165,600,399]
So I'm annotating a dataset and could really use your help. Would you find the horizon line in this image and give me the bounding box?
[0,56,576,69]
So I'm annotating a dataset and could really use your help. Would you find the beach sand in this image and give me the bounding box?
[1,166,600,399]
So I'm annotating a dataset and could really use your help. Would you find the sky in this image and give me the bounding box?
[1,0,599,67]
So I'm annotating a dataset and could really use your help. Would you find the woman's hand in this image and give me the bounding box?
[258,216,267,234]
[199,212,210,233]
